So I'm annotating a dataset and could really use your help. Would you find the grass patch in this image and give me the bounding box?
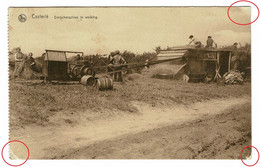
[9,73,250,127]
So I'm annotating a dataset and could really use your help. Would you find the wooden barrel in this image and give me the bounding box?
[154,74,174,79]
[80,75,96,86]
[96,78,113,90]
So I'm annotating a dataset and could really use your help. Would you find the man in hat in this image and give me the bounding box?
[13,48,24,78]
[205,36,217,49]
[188,35,202,48]
[109,50,126,82]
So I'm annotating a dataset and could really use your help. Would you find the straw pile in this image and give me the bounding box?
[11,57,43,80]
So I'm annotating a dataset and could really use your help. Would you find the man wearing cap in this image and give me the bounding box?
[109,50,126,82]
[205,36,217,49]
[188,35,202,48]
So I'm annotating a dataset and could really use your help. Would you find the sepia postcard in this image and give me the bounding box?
[8,7,251,160]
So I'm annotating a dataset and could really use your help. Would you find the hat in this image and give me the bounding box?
[208,36,212,38]
[114,50,120,54]
[189,35,193,39]
[234,42,238,45]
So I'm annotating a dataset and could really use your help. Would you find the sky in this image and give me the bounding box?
[9,7,251,56]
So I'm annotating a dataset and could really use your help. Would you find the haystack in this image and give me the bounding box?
[11,58,42,80]
[127,73,142,81]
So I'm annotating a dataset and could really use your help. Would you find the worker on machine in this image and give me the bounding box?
[205,36,217,49]
[205,36,217,59]
[75,54,82,61]
[188,35,202,48]
[109,50,126,82]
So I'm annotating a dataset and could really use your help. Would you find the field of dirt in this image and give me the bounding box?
[9,69,251,159]
[61,102,251,159]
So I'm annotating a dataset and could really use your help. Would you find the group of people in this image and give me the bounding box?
[13,50,36,78]
[188,35,217,49]
[12,37,245,81]
[188,35,248,72]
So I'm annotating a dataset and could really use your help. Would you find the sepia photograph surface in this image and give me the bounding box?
[8,7,251,159]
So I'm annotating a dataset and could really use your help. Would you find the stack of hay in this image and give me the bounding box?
[12,57,42,80]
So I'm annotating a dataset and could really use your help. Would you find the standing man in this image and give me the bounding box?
[231,42,240,70]
[205,36,217,49]
[109,50,126,82]
[188,35,202,48]
[13,48,24,78]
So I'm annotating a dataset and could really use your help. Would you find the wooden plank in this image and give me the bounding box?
[157,53,186,57]
[213,52,221,82]
[159,50,187,54]
[202,59,217,61]
[45,49,84,54]
[157,56,183,61]
[167,45,196,50]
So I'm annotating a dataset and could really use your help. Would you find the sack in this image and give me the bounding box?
[223,70,243,84]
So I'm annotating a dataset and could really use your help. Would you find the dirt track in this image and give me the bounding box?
[59,99,251,159]
[10,96,251,159]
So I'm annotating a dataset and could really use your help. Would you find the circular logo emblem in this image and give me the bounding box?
[18,14,27,23]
